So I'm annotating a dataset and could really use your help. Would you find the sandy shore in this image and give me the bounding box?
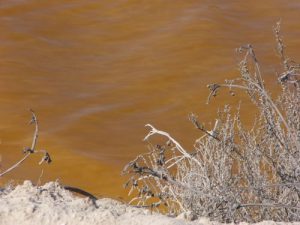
[0,181,299,225]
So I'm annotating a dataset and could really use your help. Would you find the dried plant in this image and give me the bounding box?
[122,22,300,223]
[0,109,52,178]
[0,110,99,202]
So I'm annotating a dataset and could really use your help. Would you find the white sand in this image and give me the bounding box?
[0,181,299,225]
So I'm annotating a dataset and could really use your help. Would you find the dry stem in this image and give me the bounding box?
[0,110,51,178]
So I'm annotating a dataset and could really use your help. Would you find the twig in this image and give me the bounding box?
[0,110,51,178]
[0,152,31,177]
[144,124,202,167]
[237,203,300,210]
[29,109,38,152]
[37,168,44,186]
[189,113,220,141]
[239,182,300,192]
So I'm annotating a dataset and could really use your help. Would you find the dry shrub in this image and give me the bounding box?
[122,22,300,223]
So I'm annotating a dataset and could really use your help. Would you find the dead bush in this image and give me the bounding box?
[122,22,300,223]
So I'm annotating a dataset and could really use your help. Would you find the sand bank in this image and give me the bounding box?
[0,181,299,225]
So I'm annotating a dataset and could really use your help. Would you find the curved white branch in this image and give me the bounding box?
[144,124,202,167]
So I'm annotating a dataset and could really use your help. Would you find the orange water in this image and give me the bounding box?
[1,0,300,198]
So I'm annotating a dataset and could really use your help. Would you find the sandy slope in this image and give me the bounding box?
[0,181,299,225]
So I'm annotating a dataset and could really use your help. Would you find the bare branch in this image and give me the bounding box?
[0,152,31,177]
[0,110,51,178]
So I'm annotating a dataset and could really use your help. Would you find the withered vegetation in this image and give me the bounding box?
[0,109,52,178]
[122,22,300,223]
[0,110,99,202]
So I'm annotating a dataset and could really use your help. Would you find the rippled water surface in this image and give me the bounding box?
[1,0,300,197]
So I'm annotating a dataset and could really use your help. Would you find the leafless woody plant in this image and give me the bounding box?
[122,22,300,223]
[0,109,52,178]
[0,110,99,201]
